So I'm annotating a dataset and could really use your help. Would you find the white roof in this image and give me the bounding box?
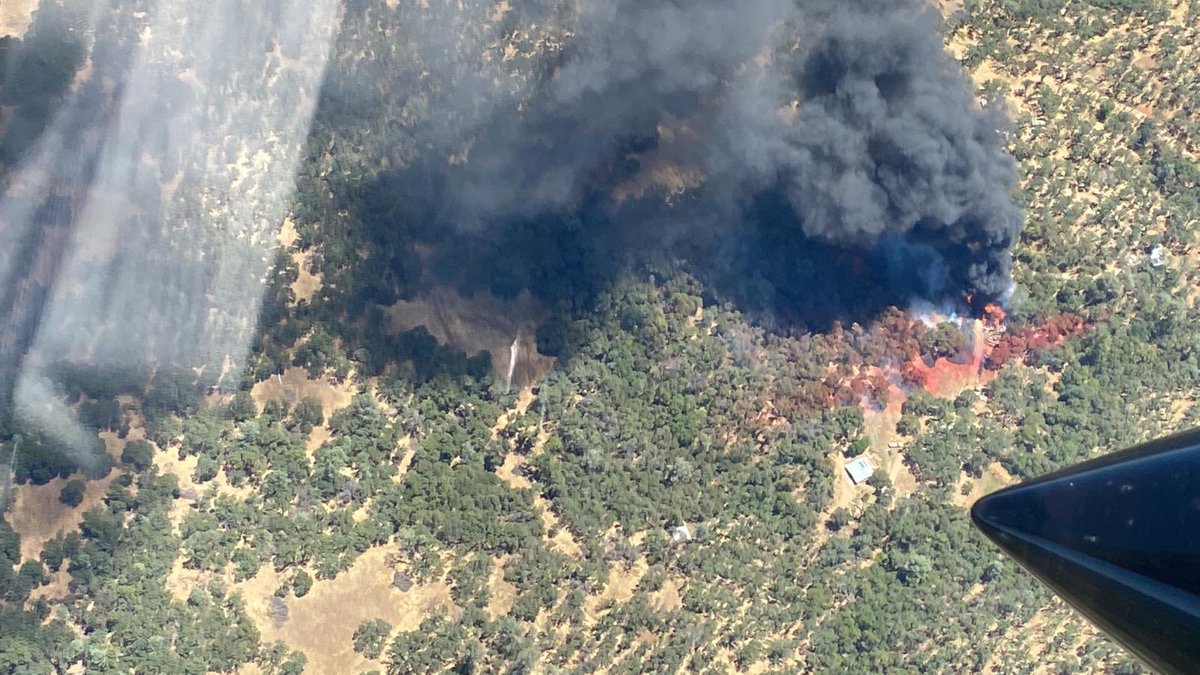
[845,458,874,485]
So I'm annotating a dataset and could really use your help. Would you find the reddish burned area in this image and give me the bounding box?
[901,352,995,399]
[900,311,1090,399]
[753,308,1091,430]
[843,369,896,411]
[857,368,907,417]
[985,313,1087,368]
[836,317,990,409]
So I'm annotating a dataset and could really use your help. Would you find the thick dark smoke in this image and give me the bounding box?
[778,6,1021,298]
[401,0,1021,305]
[415,0,790,228]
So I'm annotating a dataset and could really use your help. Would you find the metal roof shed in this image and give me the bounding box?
[845,458,874,485]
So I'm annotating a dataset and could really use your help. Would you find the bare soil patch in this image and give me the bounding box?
[860,377,919,501]
[490,392,582,558]
[251,366,356,414]
[651,575,684,613]
[276,219,322,303]
[29,564,71,603]
[582,556,649,623]
[251,367,356,454]
[494,452,531,490]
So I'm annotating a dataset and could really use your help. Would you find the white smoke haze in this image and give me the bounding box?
[909,298,963,329]
[0,0,337,465]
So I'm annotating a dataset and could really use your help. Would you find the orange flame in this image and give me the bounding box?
[983,303,1006,326]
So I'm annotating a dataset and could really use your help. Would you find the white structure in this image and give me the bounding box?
[671,524,693,544]
[1150,244,1166,268]
[845,458,874,485]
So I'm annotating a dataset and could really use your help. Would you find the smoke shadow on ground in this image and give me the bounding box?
[336,167,924,377]
[0,9,87,167]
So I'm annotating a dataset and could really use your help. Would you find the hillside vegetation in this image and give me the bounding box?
[1,0,1198,673]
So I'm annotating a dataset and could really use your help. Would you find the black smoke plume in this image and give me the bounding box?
[395,0,1021,308]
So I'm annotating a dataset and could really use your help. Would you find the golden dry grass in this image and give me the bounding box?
[485,554,518,619]
[4,469,117,562]
[489,390,583,559]
[494,450,582,558]
[953,461,1015,509]
[290,253,323,304]
[154,450,256,533]
[981,603,1105,675]
[494,452,531,490]
[651,575,684,613]
[250,366,356,415]
[582,556,649,623]
[29,564,71,603]
[860,378,919,502]
[828,453,864,513]
[276,219,323,304]
[804,451,872,554]
[163,553,222,604]
[391,436,418,483]
[540,499,583,560]
[0,0,37,38]
[250,366,356,454]
[233,546,460,674]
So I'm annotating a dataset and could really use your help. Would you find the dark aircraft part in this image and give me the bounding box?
[972,428,1200,675]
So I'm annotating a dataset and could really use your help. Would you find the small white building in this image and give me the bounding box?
[845,458,874,485]
[1149,244,1166,268]
[671,524,693,544]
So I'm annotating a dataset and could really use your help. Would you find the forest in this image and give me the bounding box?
[0,0,1198,672]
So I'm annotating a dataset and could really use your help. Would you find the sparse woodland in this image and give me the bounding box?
[1,0,1199,673]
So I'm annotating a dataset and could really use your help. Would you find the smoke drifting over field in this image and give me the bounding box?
[405,0,1021,301]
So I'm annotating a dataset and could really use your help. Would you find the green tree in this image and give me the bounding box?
[121,439,154,472]
[292,569,313,597]
[229,391,258,423]
[194,455,219,483]
[290,396,324,435]
[59,479,86,507]
[353,619,393,659]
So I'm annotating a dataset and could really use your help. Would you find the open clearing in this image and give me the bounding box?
[0,0,37,38]
[5,469,117,562]
[250,366,356,415]
[385,287,555,389]
[582,556,650,624]
[486,554,518,619]
[953,462,1015,509]
[250,366,356,452]
[490,390,583,559]
[276,218,323,304]
[234,546,460,674]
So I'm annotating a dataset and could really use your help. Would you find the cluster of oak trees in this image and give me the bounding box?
[3,0,1197,672]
